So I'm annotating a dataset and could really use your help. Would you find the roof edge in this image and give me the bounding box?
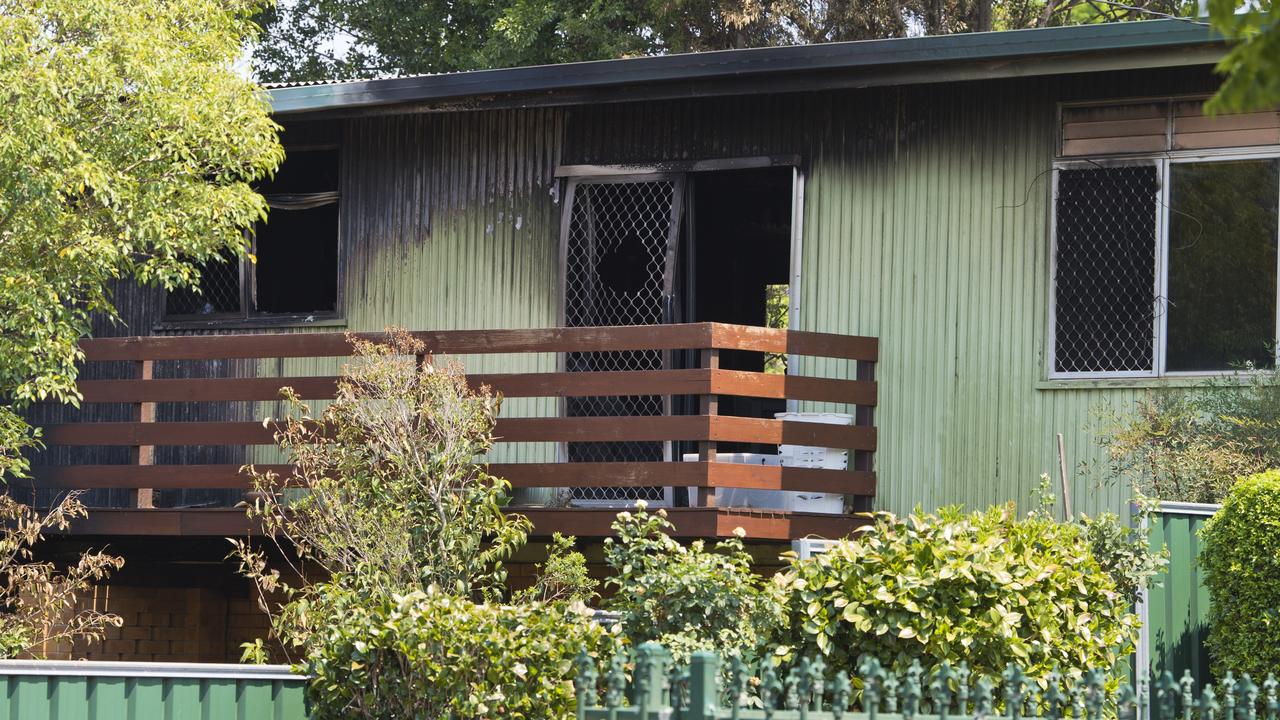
[269,19,1221,115]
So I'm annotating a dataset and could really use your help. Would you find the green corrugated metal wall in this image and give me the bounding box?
[251,65,1228,518]
[0,671,308,719]
[1144,505,1216,687]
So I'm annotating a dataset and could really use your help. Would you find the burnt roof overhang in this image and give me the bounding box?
[269,19,1223,117]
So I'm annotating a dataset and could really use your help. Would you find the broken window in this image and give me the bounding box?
[163,147,341,323]
[1052,157,1280,377]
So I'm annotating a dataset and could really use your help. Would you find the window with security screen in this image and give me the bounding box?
[1052,165,1158,374]
[1051,102,1280,377]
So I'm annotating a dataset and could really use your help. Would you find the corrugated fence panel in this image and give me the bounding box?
[0,664,308,720]
[1143,504,1216,688]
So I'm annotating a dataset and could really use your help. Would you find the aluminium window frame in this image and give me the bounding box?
[1047,145,1280,381]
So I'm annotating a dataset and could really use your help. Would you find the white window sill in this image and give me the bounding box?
[1037,374,1273,391]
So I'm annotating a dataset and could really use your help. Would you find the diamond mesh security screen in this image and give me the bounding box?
[164,250,243,317]
[1053,165,1159,374]
[563,179,681,503]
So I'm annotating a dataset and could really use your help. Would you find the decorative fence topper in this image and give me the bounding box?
[575,642,1277,720]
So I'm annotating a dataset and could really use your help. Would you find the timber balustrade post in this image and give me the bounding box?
[853,356,876,511]
[696,347,719,508]
[130,359,155,508]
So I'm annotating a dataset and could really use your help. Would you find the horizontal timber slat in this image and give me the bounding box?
[41,417,876,449]
[79,323,877,362]
[75,369,875,404]
[29,465,291,489]
[29,463,875,496]
[59,508,866,539]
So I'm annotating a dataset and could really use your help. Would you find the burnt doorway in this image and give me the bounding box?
[558,164,797,507]
[674,167,796,457]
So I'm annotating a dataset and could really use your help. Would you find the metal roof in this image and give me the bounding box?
[269,19,1221,115]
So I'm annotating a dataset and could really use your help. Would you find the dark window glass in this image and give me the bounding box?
[1166,160,1278,371]
[1054,165,1159,373]
[262,149,339,195]
[253,202,340,314]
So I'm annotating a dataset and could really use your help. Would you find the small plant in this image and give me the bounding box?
[603,504,786,666]
[0,493,123,658]
[234,328,531,609]
[515,533,597,604]
[1089,371,1280,504]
[232,329,597,717]
[1199,470,1280,679]
[775,504,1140,687]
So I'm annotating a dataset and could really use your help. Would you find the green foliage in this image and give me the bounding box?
[515,533,598,604]
[252,0,1188,82]
[303,585,602,719]
[1206,0,1280,114]
[603,505,786,666]
[238,329,531,600]
[0,0,282,479]
[1090,373,1280,504]
[776,505,1140,687]
[0,493,123,658]
[234,331,597,716]
[1080,509,1168,605]
[1200,470,1280,679]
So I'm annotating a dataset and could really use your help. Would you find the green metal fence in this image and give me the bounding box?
[0,660,309,720]
[1139,502,1218,690]
[576,642,1267,720]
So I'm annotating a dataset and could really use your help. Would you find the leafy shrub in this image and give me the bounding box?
[0,493,122,658]
[1091,372,1280,503]
[776,505,1140,686]
[603,505,785,666]
[231,330,600,717]
[305,585,602,719]
[1080,509,1167,605]
[1200,470,1280,679]
[237,329,530,600]
[514,533,597,604]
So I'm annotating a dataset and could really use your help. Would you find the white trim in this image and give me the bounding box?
[787,165,806,413]
[0,660,303,681]
[1154,500,1221,516]
[554,155,802,178]
[1135,505,1151,720]
[1156,158,1170,376]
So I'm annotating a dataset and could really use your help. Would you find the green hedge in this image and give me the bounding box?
[304,587,603,719]
[776,505,1140,685]
[1200,470,1280,679]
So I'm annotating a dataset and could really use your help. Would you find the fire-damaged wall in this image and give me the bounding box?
[31,65,1225,521]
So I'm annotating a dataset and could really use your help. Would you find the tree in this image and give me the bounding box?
[253,0,1190,83]
[0,0,281,654]
[1206,0,1279,114]
[0,0,283,479]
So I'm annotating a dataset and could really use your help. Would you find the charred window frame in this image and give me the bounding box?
[1049,151,1280,379]
[161,145,343,328]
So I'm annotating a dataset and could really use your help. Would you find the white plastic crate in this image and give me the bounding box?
[775,411,852,471]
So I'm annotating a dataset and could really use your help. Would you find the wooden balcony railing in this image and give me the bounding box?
[30,323,877,540]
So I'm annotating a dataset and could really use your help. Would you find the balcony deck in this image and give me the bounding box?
[29,323,877,540]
